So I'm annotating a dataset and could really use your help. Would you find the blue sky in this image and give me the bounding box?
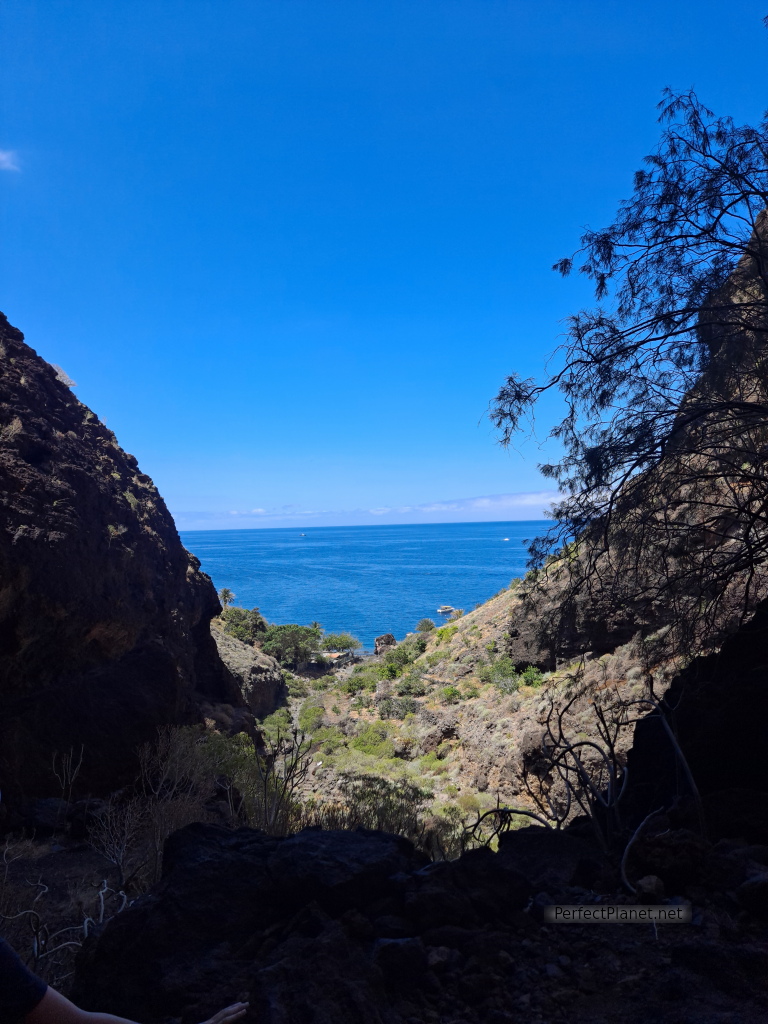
[2,1,767,529]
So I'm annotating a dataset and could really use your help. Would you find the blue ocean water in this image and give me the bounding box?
[181,521,546,649]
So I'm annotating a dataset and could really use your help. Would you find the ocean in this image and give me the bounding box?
[181,520,547,649]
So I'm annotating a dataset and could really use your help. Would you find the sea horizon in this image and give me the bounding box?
[181,519,547,648]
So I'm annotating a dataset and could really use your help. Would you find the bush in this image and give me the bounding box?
[441,686,461,704]
[416,618,436,632]
[221,606,267,645]
[521,665,544,688]
[478,654,521,693]
[312,675,335,691]
[259,707,293,742]
[350,722,395,758]
[298,700,325,734]
[448,609,465,621]
[284,672,308,698]
[435,625,459,644]
[378,696,419,720]
[314,726,347,755]
[420,751,449,774]
[396,675,426,697]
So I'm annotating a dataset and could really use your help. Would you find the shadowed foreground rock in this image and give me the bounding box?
[72,823,768,1024]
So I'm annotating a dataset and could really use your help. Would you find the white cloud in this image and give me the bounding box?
[0,150,20,172]
[173,490,558,531]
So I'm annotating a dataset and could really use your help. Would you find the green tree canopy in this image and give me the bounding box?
[261,623,322,667]
[221,606,268,645]
[416,618,436,632]
[218,587,235,608]
[322,632,362,653]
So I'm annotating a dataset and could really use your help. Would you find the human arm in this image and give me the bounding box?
[24,987,249,1024]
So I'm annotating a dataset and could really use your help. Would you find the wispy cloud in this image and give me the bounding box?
[0,150,20,172]
[173,490,558,531]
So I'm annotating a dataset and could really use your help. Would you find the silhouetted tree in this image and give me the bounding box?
[492,89,768,653]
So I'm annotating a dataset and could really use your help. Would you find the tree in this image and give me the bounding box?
[221,605,267,644]
[218,587,235,609]
[416,618,436,632]
[261,623,322,668]
[491,89,768,654]
[322,632,362,654]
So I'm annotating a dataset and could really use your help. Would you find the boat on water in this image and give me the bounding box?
[299,533,306,537]
[437,605,454,615]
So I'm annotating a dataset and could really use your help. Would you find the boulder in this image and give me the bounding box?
[211,627,284,719]
[374,634,396,655]
[71,823,533,1024]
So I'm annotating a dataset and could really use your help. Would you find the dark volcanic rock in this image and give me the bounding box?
[70,821,768,1024]
[374,634,397,656]
[71,824,432,1023]
[211,626,284,719]
[0,313,243,805]
[623,597,768,835]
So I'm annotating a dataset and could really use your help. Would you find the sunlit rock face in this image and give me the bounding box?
[0,312,243,808]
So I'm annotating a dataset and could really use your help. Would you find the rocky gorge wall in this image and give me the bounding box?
[0,313,279,813]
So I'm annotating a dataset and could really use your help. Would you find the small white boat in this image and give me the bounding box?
[437,605,454,615]
[503,537,509,541]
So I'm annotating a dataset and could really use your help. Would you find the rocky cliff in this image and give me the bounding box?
[0,313,266,810]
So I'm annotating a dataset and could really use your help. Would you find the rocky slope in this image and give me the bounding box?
[0,313,281,813]
[70,821,768,1024]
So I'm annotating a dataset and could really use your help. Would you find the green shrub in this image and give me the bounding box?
[416,618,436,632]
[396,674,426,697]
[478,654,521,693]
[259,706,292,742]
[378,696,419,720]
[350,722,395,758]
[424,652,443,667]
[221,606,268,645]
[521,665,544,687]
[350,694,373,711]
[284,672,308,698]
[458,792,481,813]
[312,675,335,691]
[441,686,461,704]
[463,685,480,700]
[485,640,498,655]
[420,751,449,774]
[435,625,459,644]
[298,699,324,734]
[314,726,347,755]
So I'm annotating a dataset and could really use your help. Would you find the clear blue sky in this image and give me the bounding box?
[2,1,767,529]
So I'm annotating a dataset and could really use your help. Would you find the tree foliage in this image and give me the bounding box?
[491,89,768,652]
[261,622,322,667]
[322,632,362,653]
[221,605,267,645]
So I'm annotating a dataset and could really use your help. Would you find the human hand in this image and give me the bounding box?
[199,1002,249,1024]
